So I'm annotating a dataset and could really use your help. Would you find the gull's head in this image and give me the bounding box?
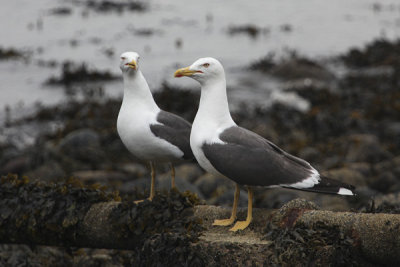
[120,51,140,73]
[174,57,224,85]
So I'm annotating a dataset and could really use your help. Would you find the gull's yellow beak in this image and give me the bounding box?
[126,59,137,70]
[174,66,199,77]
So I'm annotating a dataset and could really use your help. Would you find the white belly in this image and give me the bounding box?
[117,108,183,162]
[190,120,224,175]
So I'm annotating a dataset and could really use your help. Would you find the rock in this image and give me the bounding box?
[371,157,400,193]
[227,24,262,38]
[257,188,302,209]
[386,122,400,137]
[117,163,148,178]
[208,187,248,208]
[158,174,204,199]
[121,175,205,200]
[105,139,133,163]
[270,58,335,82]
[1,156,31,174]
[310,194,352,211]
[56,129,106,165]
[58,128,100,149]
[0,48,25,60]
[121,179,149,195]
[353,186,378,200]
[373,156,400,174]
[24,160,66,181]
[373,192,400,207]
[45,61,119,86]
[72,170,129,182]
[393,166,400,177]
[344,162,372,178]
[345,134,391,163]
[49,7,72,16]
[194,173,231,198]
[322,167,367,187]
[341,38,400,68]
[271,198,319,227]
[250,54,335,82]
[63,157,94,175]
[322,156,342,169]
[298,146,320,163]
[370,172,399,193]
[174,163,204,183]
[0,244,73,266]
[0,146,21,166]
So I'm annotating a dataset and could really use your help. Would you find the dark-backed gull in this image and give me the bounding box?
[118,52,193,202]
[174,57,355,231]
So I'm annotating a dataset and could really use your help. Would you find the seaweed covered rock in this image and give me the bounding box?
[250,53,335,81]
[265,199,372,266]
[228,24,263,38]
[56,128,106,165]
[341,38,400,68]
[268,201,349,265]
[0,174,119,247]
[265,221,367,266]
[45,61,119,86]
[270,198,319,228]
[0,47,25,60]
[267,199,400,265]
[0,174,205,266]
[83,0,147,13]
[3,179,400,265]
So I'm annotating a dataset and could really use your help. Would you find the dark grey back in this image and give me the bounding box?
[202,126,315,186]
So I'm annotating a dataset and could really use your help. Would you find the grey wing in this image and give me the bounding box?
[150,110,194,160]
[202,126,317,187]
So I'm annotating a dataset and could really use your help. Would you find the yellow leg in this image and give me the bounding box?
[230,187,253,232]
[149,161,156,200]
[134,161,156,204]
[212,184,240,226]
[170,163,176,189]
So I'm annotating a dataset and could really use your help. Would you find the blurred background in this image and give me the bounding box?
[1,0,400,211]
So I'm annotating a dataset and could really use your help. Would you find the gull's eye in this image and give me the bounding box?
[203,63,210,68]
[121,57,126,60]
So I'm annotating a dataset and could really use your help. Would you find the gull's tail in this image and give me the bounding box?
[283,176,356,196]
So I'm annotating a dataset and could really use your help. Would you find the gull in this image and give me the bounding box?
[174,57,355,231]
[118,52,193,201]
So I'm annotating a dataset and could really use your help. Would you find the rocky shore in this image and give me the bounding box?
[1,38,400,265]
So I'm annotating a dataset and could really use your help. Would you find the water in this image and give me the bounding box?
[1,0,400,119]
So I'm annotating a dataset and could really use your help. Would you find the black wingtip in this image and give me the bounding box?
[283,176,356,196]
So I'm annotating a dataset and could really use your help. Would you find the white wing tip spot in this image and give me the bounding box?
[338,187,354,196]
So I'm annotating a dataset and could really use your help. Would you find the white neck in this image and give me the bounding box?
[121,70,159,112]
[194,76,235,129]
